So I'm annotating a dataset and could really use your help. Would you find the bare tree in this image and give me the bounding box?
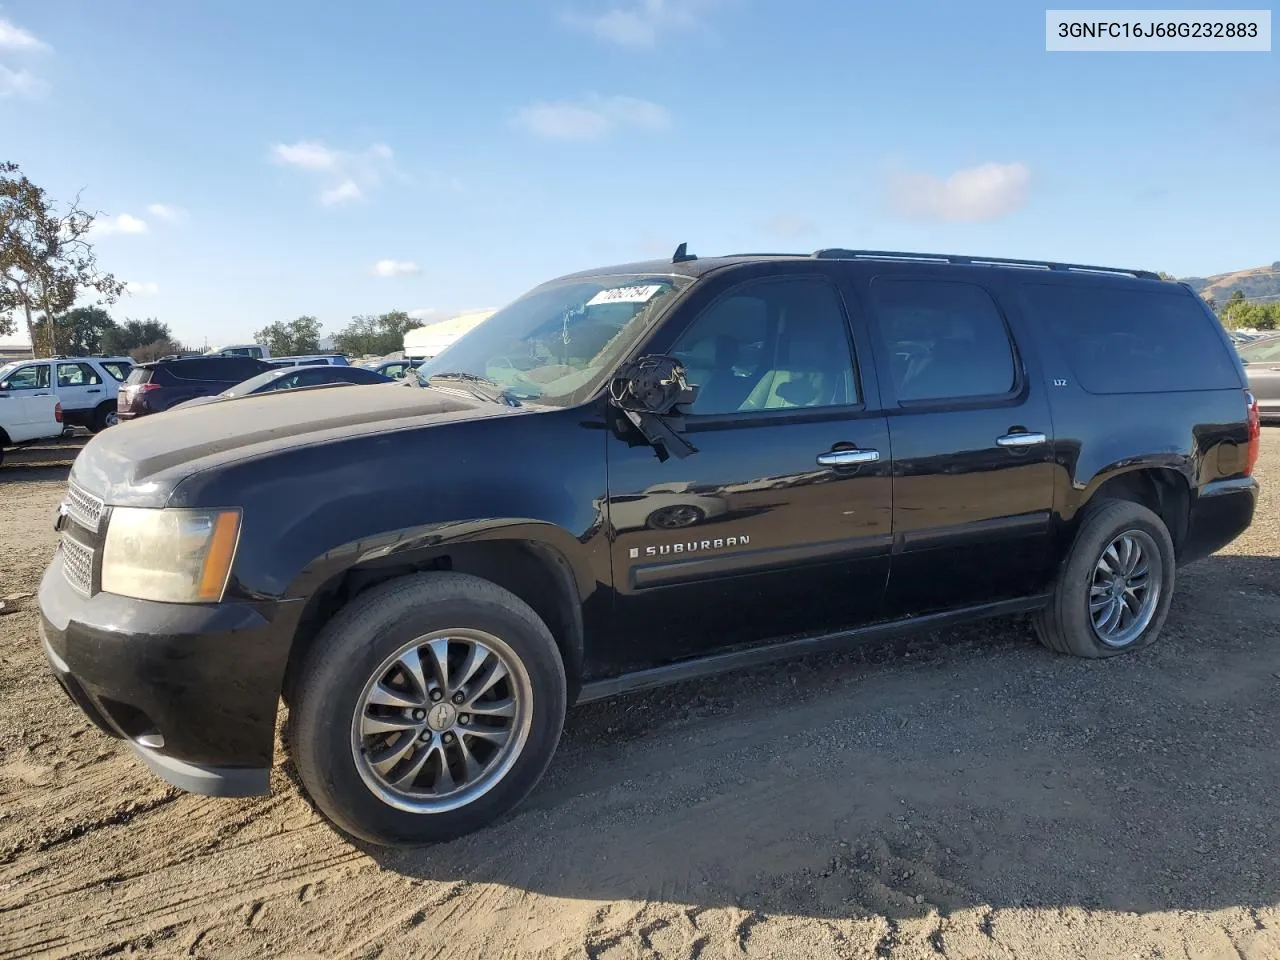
[1,161,125,354]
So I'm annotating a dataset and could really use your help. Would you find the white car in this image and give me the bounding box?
[0,386,62,466]
[0,356,131,432]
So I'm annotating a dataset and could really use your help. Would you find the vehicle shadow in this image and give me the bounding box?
[361,553,1280,920]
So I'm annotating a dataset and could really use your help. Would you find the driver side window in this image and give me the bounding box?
[4,365,50,390]
[671,277,859,416]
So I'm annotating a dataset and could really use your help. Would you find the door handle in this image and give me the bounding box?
[87,388,101,394]
[996,432,1047,448]
[34,392,51,397]
[817,448,880,467]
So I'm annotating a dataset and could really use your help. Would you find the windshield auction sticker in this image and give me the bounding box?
[1046,9,1271,50]
[588,284,665,306]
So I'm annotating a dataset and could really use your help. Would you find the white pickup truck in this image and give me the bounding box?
[0,385,62,467]
[0,356,131,433]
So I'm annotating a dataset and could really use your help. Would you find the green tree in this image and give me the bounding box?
[100,317,174,356]
[254,315,322,356]
[0,161,125,352]
[331,310,417,357]
[131,337,187,362]
[35,305,118,355]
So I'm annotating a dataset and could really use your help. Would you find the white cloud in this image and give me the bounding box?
[92,213,149,236]
[271,140,398,205]
[564,0,708,47]
[0,64,41,98]
[146,203,187,222]
[0,18,49,52]
[124,281,160,297]
[763,213,815,239]
[887,162,1031,223]
[373,259,422,278]
[320,179,362,205]
[515,95,670,140]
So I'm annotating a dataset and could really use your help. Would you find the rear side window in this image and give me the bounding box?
[124,366,153,385]
[1020,283,1241,394]
[168,358,270,381]
[99,361,131,381]
[869,278,1017,403]
[57,362,103,387]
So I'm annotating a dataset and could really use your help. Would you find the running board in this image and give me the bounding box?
[575,595,1050,703]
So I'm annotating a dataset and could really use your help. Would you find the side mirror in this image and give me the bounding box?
[608,356,700,461]
[0,381,9,391]
[609,355,699,415]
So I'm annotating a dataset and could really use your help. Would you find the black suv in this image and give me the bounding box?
[38,247,1260,846]
[117,355,274,419]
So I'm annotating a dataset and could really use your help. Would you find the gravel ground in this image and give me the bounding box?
[1,432,1278,960]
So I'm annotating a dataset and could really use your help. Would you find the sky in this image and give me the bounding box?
[1,0,1277,348]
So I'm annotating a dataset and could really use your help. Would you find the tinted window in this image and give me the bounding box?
[100,361,131,381]
[3,364,50,390]
[1020,283,1241,394]
[168,358,271,381]
[125,366,154,385]
[671,277,858,415]
[870,279,1016,402]
[57,362,103,387]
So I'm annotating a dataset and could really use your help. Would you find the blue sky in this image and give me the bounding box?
[2,0,1276,348]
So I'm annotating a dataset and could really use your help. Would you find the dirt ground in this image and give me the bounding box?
[2,432,1279,960]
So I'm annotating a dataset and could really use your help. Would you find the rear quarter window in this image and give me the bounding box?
[1019,282,1241,394]
[124,366,154,385]
[99,361,131,381]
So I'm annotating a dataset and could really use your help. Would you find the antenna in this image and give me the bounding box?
[672,242,697,264]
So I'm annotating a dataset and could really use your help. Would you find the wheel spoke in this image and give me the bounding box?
[456,736,484,783]
[370,733,418,775]
[462,725,511,747]
[465,662,508,706]
[390,741,435,788]
[468,696,516,718]
[1102,598,1124,633]
[361,712,417,737]
[367,681,422,709]
[453,644,490,695]
[425,637,451,691]
[396,648,430,702]
[432,744,457,793]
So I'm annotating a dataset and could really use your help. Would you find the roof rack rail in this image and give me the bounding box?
[810,248,1160,281]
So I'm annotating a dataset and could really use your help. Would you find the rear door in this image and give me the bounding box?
[605,262,894,667]
[856,265,1057,617]
[54,361,106,416]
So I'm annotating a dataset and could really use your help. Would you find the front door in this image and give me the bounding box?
[856,267,1057,617]
[0,363,53,440]
[604,265,893,671]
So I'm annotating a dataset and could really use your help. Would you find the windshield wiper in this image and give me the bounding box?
[425,372,523,407]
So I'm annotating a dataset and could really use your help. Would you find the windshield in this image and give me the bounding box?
[1238,336,1280,364]
[416,274,692,406]
[0,362,19,382]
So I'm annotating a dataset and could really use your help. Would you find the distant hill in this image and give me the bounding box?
[1180,262,1280,305]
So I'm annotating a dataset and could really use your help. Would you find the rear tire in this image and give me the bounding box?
[1034,499,1175,658]
[89,402,118,433]
[290,572,567,846]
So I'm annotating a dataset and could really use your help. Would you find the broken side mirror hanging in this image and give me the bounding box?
[609,355,700,461]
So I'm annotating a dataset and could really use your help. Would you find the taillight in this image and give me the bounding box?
[54,402,63,424]
[1244,389,1260,477]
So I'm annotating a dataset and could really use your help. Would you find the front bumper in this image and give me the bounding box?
[38,551,302,797]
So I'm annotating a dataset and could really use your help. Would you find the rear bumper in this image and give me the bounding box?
[1179,477,1260,565]
[38,551,302,797]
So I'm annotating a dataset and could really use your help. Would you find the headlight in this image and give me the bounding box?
[101,507,242,603]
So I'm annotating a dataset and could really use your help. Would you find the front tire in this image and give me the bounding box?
[1035,499,1175,658]
[290,572,567,846]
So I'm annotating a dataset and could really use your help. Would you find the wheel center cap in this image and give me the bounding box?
[426,703,457,731]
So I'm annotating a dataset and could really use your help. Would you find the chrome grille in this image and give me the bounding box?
[60,534,94,596]
[65,481,105,533]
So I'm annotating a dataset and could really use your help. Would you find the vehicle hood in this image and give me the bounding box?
[71,383,520,506]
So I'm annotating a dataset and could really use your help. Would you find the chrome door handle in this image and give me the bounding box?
[817,448,880,467]
[996,432,1047,448]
